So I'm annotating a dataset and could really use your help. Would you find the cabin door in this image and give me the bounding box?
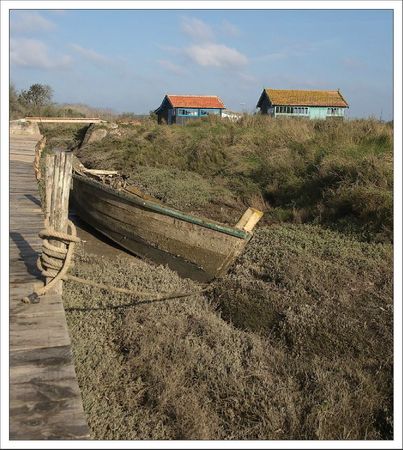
[168,109,174,125]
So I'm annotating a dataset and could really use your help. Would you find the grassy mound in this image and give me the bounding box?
[38,123,89,151]
[75,116,393,241]
[64,224,393,440]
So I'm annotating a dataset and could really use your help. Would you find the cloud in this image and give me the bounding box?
[158,60,186,75]
[184,43,248,68]
[10,38,72,69]
[221,20,240,37]
[71,44,143,80]
[161,16,247,72]
[11,11,56,33]
[181,17,214,41]
[70,44,110,65]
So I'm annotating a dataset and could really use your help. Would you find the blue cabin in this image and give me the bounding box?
[154,94,225,125]
[257,88,349,120]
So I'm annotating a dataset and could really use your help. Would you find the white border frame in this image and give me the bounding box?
[1,2,402,449]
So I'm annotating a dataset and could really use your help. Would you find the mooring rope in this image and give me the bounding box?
[22,220,210,304]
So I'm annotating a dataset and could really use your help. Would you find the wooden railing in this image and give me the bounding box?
[25,116,104,124]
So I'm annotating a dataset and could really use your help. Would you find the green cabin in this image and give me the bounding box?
[155,95,225,125]
[257,88,349,120]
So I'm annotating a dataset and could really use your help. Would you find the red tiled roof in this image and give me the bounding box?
[259,89,349,107]
[167,95,225,109]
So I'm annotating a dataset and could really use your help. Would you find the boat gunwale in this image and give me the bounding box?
[72,172,251,240]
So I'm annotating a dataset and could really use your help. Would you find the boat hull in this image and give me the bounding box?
[71,174,251,281]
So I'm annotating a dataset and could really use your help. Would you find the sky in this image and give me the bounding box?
[9,8,394,119]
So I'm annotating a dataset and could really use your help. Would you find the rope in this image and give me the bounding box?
[23,220,209,305]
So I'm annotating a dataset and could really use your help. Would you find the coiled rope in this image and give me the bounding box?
[23,220,210,305]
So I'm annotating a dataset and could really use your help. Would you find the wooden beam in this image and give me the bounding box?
[25,117,103,124]
[235,207,263,233]
[81,168,118,176]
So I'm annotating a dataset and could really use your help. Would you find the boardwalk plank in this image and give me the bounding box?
[9,133,90,440]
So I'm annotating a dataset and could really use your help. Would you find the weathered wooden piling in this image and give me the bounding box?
[44,148,73,293]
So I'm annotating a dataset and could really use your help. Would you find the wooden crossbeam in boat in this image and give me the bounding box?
[81,168,119,176]
[235,207,263,232]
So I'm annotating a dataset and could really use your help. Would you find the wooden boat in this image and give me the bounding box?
[71,171,263,282]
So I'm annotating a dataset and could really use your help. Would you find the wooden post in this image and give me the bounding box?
[44,148,73,293]
[33,136,46,180]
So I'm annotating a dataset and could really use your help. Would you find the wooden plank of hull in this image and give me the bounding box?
[72,176,249,280]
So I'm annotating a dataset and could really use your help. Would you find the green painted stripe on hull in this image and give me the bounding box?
[72,173,251,240]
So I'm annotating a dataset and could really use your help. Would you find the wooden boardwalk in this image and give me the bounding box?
[9,134,90,440]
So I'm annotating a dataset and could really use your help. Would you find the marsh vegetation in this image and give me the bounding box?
[75,116,393,242]
[40,116,393,439]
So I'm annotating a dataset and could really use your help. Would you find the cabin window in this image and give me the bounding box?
[276,106,308,115]
[327,107,342,116]
[200,108,220,116]
[178,108,198,116]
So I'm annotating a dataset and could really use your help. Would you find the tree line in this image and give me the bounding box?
[9,82,151,121]
[9,83,87,120]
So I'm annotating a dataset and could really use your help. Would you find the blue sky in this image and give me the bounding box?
[10,9,393,118]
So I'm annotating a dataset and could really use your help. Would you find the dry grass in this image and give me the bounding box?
[74,116,393,241]
[64,224,393,440]
[42,115,393,440]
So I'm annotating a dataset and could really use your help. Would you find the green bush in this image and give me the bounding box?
[39,123,90,151]
[130,166,234,211]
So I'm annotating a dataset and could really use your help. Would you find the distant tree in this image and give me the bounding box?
[118,112,137,120]
[19,83,53,114]
[10,83,18,106]
[63,107,85,118]
[9,83,26,119]
[10,83,20,115]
